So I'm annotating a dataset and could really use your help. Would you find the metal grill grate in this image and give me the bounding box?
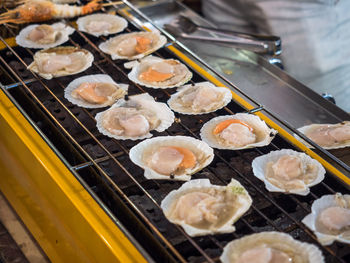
[0,3,349,262]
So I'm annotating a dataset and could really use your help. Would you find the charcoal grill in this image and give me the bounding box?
[0,1,349,262]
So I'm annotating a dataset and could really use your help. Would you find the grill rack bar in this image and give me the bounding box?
[0,6,348,262]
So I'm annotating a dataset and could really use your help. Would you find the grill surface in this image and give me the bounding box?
[0,3,349,262]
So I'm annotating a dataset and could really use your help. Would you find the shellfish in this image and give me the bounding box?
[302,193,350,245]
[27,46,93,79]
[95,93,174,140]
[167,81,232,115]
[200,113,277,150]
[126,55,192,89]
[220,231,324,263]
[64,74,128,108]
[16,22,75,49]
[99,31,167,60]
[297,121,350,150]
[77,13,127,37]
[129,136,214,181]
[252,149,325,195]
[160,178,252,236]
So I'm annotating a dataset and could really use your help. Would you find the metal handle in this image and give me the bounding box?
[164,24,280,55]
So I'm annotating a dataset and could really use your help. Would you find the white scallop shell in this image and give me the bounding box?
[27,46,93,80]
[220,231,324,263]
[129,136,214,181]
[296,121,350,150]
[95,93,174,140]
[16,22,75,49]
[77,13,127,37]
[252,149,325,195]
[126,55,193,89]
[200,113,277,150]
[167,81,232,115]
[160,178,252,236]
[99,31,167,60]
[64,74,128,108]
[302,193,350,245]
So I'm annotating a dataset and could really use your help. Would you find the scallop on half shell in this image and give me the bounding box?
[220,231,324,263]
[297,121,350,150]
[129,136,214,181]
[160,179,252,236]
[99,31,167,60]
[252,149,325,196]
[64,74,128,108]
[16,22,75,49]
[302,193,350,245]
[27,46,93,80]
[95,93,174,140]
[125,55,192,89]
[167,81,232,115]
[77,13,127,37]
[200,113,277,150]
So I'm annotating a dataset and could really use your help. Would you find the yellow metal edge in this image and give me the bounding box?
[0,90,147,263]
[166,44,350,186]
[0,37,16,50]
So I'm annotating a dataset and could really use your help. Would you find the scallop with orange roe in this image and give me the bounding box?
[99,31,167,60]
[200,113,277,150]
[126,55,192,89]
[64,74,128,108]
[129,136,214,181]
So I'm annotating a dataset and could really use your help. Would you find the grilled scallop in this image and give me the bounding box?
[16,22,75,49]
[167,81,232,115]
[220,232,324,263]
[95,93,174,140]
[252,149,325,195]
[200,113,277,150]
[160,179,252,236]
[297,121,350,149]
[27,46,93,79]
[302,193,350,245]
[99,31,167,60]
[126,55,192,89]
[129,136,214,181]
[64,74,128,108]
[77,13,127,37]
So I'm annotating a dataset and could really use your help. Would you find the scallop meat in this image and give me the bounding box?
[77,13,127,37]
[252,149,325,195]
[200,113,277,150]
[99,31,166,60]
[167,81,232,115]
[16,22,75,49]
[64,74,128,108]
[297,121,350,150]
[95,93,174,140]
[27,46,93,79]
[302,193,350,245]
[161,178,252,236]
[126,55,192,89]
[129,136,214,181]
[220,231,324,263]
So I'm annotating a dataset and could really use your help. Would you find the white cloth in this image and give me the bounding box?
[202,0,350,110]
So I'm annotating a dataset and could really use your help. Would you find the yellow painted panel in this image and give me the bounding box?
[0,37,16,50]
[0,90,147,263]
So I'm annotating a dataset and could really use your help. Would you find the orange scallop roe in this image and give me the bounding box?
[213,119,253,134]
[135,36,152,54]
[139,68,174,82]
[170,146,197,169]
[73,83,107,104]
